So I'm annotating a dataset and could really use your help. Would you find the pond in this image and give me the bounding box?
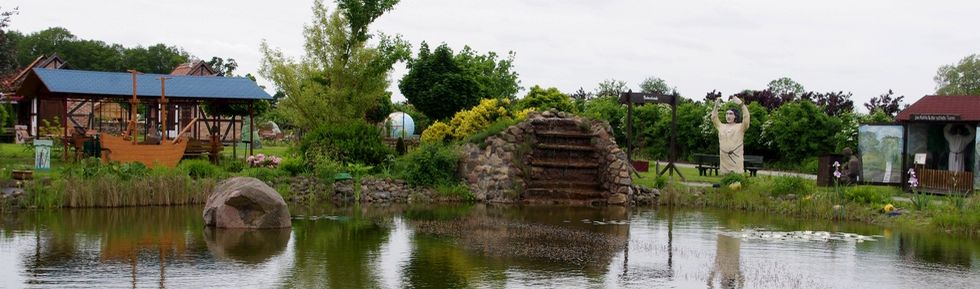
[1,205,978,288]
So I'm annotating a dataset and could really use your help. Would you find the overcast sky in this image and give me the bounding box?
[6,0,979,110]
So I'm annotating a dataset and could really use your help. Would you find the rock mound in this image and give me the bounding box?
[203,177,291,229]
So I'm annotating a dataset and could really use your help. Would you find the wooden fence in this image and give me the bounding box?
[915,165,973,195]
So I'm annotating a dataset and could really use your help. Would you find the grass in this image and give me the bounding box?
[633,162,725,185]
[658,177,980,237]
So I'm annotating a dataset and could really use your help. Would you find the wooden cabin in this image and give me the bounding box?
[891,95,980,195]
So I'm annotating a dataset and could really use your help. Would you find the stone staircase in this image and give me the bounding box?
[524,118,606,202]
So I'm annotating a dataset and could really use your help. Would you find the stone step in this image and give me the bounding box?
[524,188,606,200]
[531,149,597,160]
[527,180,601,190]
[534,131,596,138]
[529,159,599,169]
[534,143,595,151]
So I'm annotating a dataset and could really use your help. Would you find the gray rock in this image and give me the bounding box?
[203,177,291,229]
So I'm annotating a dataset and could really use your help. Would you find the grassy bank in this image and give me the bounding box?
[656,175,980,237]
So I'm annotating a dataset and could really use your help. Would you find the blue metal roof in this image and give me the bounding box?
[30,68,272,100]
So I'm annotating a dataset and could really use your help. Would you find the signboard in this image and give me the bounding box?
[910,114,961,122]
[619,92,675,104]
[914,153,927,165]
[33,139,52,171]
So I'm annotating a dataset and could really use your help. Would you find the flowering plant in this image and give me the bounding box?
[247,154,282,169]
[908,168,930,210]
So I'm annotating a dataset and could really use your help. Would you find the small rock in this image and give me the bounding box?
[608,193,628,205]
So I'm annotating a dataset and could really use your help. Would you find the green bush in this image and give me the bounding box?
[769,176,814,197]
[242,167,286,183]
[397,143,460,187]
[313,156,344,183]
[118,162,150,180]
[843,185,895,204]
[279,157,307,176]
[720,173,747,186]
[300,120,393,165]
[180,159,223,179]
[517,85,576,113]
[434,182,474,201]
[463,117,519,145]
[222,158,246,173]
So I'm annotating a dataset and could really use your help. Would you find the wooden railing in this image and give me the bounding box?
[915,165,973,194]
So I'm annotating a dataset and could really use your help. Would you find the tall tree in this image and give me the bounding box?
[13,27,189,74]
[864,89,906,117]
[639,76,673,95]
[934,54,980,95]
[260,0,409,129]
[206,56,238,76]
[399,42,519,120]
[801,91,854,116]
[767,77,805,97]
[0,6,18,76]
[399,43,479,120]
[595,79,627,97]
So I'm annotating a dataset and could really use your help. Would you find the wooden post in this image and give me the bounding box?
[232,115,237,159]
[62,98,68,161]
[626,90,633,164]
[158,77,170,142]
[249,101,255,157]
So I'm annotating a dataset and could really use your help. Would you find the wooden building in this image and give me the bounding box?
[15,67,271,166]
[892,95,980,194]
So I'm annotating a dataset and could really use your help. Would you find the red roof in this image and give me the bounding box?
[896,95,980,122]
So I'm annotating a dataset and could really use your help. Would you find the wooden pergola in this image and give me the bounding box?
[15,68,272,166]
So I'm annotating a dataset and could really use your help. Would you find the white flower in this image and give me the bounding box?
[833,161,840,168]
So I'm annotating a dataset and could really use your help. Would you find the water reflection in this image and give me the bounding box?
[707,235,744,289]
[0,205,978,288]
[204,227,290,264]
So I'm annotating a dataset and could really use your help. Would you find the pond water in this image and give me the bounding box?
[1,205,978,288]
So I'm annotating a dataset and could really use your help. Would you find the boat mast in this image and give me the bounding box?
[126,70,142,144]
[158,77,171,143]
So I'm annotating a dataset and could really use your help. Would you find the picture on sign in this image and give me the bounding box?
[34,139,53,171]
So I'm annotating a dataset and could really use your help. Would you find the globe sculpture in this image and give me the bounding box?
[386,112,415,138]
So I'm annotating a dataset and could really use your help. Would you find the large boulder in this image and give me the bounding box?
[203,177,291,229]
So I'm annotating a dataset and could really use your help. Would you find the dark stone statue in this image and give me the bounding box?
[840,148,862,184]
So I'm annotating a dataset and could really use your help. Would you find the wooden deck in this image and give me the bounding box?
[100,134,188,168]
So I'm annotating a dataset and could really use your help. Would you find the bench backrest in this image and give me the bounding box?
[693,153,720,164]
[744,155,764,165]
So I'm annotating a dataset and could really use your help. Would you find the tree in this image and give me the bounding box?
[260,0,409,129]
[0,6,18,76]
[399,42,518,120]
[639,76,674,95]
[766,101,841,162]
[399,43,479,120]
[934,54,980,95]
[767,77,805,97]
[864,89,906,118]
[206,56,238,76]
[595,79,627,97]
[582,96,626,144]
[518,85,575,112]
[569,87,592,100]
[12,27,190,74]
[801,91,854,116]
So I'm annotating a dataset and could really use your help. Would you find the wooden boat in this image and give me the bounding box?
[98,70,192,168]
[100,134,188,168]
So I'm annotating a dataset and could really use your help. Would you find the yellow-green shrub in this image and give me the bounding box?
[420,98,531,142]
[421,121,452,143]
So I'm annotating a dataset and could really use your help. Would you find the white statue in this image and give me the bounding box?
[944,124,975,172]
[711,97,750,175]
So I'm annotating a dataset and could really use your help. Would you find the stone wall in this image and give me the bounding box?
[460,109,633,205]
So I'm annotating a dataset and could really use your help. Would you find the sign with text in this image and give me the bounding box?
[910,114,961,122]
[619,92,675,104]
